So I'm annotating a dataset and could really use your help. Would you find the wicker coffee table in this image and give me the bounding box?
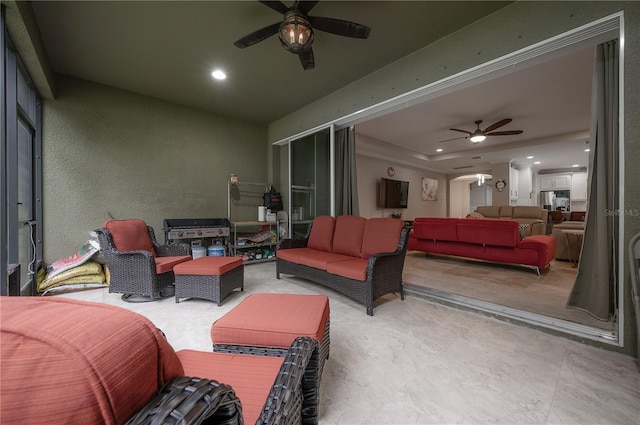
[173,256,244,305]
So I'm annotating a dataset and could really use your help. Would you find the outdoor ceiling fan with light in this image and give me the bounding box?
[440,118,524,144]
[233,0,371,70]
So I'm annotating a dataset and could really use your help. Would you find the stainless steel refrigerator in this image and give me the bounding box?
[540,190,571,211]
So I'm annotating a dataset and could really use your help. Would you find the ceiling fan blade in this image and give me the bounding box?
[258,0,290,14]
[486,130,523,136]
[308,16,371,39]
[297,0,319,14]
[449,128,472,135]
[484,118,512,133]
[233,22,280,48]
[438,136,468,143]
[298,48,315,70]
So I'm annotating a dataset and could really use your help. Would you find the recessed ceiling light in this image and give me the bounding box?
[534,161,541,164]
[572,164,580,167]
[211,69,227,80]
[527,156,534,159]
[436,148,443,152]
[585,148,590,152]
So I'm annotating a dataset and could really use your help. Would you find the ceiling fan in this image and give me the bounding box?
[441,119,523,144]
[233,0,371,70]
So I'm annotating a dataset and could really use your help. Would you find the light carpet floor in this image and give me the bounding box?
[55,262,638,425]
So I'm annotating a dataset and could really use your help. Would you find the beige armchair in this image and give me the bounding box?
[474,205,548,236]
[552,221,585,261]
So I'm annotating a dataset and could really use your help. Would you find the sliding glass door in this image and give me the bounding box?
[289,128,331,238]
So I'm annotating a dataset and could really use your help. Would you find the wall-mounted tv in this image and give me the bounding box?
[379,177,409,209]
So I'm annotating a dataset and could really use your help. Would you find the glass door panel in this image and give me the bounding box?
[290,128,330,238]
[17,119,35,290]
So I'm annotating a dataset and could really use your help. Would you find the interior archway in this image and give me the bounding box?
[450,174,493,218]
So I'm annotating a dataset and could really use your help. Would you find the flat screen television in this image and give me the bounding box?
[379,178,409,209]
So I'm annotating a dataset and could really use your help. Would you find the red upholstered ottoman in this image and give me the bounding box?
[173,257,244,306]
[210,293,330,373]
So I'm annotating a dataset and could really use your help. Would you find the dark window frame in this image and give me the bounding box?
[2,5,43,296]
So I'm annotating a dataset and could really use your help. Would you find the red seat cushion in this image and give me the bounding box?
[295,249,355,271]
[276,247,309,263]
[307,215,336,252]
[103,219,157,257]
[177,350,283,425]
[0,297,183,425]
[361,218,404,258]
[326,258,368,281]
[332,215,366,257]
[155,255,192,274]
[173,256,243,276]
[211,293,330,348]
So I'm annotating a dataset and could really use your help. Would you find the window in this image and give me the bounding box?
[2,7,43,295]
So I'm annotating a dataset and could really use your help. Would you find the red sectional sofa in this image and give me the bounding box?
[276,215,409,315]
[407,217,556,274]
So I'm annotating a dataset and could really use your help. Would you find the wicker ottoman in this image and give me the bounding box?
[173,257,244,306]
[210,293,330,374]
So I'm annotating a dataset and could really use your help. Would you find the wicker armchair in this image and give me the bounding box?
[95,219,191,301]
[131,337,321,425]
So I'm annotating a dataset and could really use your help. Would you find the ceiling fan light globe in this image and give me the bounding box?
[279,13,314,54]
[470,134,486,143]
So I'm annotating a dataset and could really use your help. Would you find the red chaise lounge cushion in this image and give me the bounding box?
[210,293,329,348]
[0,297,183,425]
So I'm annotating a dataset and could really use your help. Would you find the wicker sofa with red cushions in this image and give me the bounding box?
[408,217,556,274]
[276,215,409,316]
[0,296,320,425]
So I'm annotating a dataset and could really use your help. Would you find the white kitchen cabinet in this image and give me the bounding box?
[571,172,588,200]
[539,173,571,190]
[517,166,533,205]
[509,166,519,200]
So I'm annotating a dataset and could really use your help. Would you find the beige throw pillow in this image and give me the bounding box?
[466,212,485,219]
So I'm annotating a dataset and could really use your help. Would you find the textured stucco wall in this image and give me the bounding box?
[268,1,640,357]
[43,76,267,263]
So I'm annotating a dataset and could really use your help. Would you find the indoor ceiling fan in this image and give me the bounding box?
[441,118,524,144]
[233,0,371,70]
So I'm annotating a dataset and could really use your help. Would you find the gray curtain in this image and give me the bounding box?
[567,40,619,321]
[335,126,359,216]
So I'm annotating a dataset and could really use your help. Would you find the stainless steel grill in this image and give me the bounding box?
[163,218,230,243]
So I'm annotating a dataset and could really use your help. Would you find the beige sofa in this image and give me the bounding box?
[552,221,585,260]
[474,205,548,236]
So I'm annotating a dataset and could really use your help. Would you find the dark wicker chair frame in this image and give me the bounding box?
[212,317,331,379]
[95,226,190,301]
[276,227,410,316]
[127,337,321,425]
